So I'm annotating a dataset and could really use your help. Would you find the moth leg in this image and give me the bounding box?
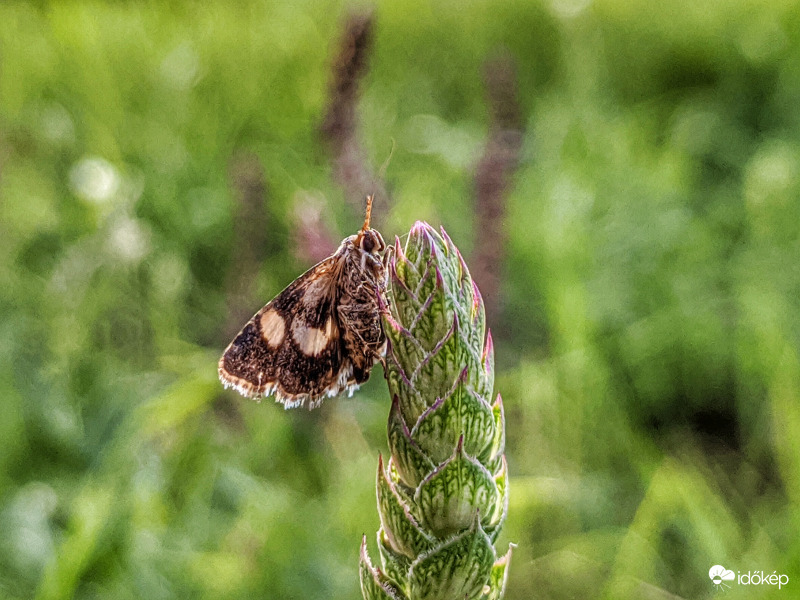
[382,244,394,269]
[375,342,388,368]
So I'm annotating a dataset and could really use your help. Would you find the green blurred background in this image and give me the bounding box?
[2,1,799,598]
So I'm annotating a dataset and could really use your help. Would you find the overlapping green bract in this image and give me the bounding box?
[361,222,511,600]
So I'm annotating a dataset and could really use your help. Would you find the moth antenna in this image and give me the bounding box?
[377,138,395,182]
[361,194,374,232]
[363,139,395,231]
[359,139,393,240]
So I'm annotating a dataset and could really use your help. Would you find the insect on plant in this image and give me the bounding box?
[218,196,389,408]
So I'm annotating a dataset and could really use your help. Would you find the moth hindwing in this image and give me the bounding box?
[218,197,388,409]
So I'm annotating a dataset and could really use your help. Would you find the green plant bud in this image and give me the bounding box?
[361,222,512,600]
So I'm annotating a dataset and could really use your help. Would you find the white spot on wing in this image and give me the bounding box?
[260,309,286,348]
[291,317,334,356]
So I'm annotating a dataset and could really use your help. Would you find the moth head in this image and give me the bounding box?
[358,228,385,256]
[356,195,385,256]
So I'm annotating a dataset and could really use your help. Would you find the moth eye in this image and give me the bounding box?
[361,232,376,253]
[360,230,384,254]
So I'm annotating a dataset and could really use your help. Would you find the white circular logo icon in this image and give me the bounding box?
[709,565,735,590]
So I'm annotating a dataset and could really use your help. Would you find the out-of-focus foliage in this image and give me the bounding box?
[1,1,798,599]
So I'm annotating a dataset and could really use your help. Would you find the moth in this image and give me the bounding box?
[218,195,388,409]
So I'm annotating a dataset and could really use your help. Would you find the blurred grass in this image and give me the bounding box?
[1,1,799,599]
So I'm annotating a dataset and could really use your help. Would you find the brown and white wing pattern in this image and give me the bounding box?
[218,255,350,408]
[218,227,388,409]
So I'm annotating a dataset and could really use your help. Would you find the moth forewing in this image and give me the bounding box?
[218,208,388,409]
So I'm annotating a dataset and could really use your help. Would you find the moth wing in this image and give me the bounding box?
[218,256,354,408]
